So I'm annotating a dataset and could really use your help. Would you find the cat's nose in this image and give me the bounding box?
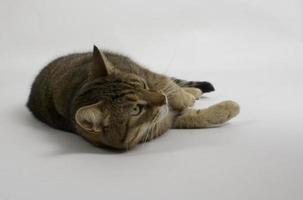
[157,93,167,106]
[144,90,166,106]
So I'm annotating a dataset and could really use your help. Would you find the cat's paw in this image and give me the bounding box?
[206,100,240,124]
[185,93,196,107]
[183,87,203,99]
[170,91,196,111]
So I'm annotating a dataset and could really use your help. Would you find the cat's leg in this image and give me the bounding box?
[171,78,215,93]
[173,101,240,128]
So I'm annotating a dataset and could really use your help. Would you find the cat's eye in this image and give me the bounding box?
[131,104,143,116]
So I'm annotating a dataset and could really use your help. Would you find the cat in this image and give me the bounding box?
[27,46,240,150]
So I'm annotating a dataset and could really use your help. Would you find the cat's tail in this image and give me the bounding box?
[171,77,215,93]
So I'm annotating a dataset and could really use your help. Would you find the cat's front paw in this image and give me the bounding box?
[170,91,196,111]
[184,93,196,107]
[183,87,203,99]
[206,100,240,124]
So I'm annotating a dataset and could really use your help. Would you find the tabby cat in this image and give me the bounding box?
[27,46,240,150]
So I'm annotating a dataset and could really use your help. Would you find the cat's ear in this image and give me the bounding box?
[89,45,109,79]
[75,102,109,133]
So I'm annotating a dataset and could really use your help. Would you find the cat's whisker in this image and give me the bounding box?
[165,90,174,96]
[163,85,174,94]
[156,123,160,138]
[148,124,153,139]
[150,124,157,141]
[143,125,151,144]
[163,85,177,97]
[143,131,148,144]
[164,83,177,92]
[149,126,154,140]
[140,124,149,144]
[143,112,160,144]
[152,111,161,124]
[161,84,170,93]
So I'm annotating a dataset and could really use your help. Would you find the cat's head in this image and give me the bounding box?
[72,46,168,150]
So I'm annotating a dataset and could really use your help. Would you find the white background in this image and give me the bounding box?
[1,0,303,199]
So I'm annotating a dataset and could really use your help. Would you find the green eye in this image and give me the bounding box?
[131,105,142,116]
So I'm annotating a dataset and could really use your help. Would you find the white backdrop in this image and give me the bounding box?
[1,0,303,200]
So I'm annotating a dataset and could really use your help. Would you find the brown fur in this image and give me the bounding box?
[27,46,240,150]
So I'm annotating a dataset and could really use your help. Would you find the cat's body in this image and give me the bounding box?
[27,46,239,149]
